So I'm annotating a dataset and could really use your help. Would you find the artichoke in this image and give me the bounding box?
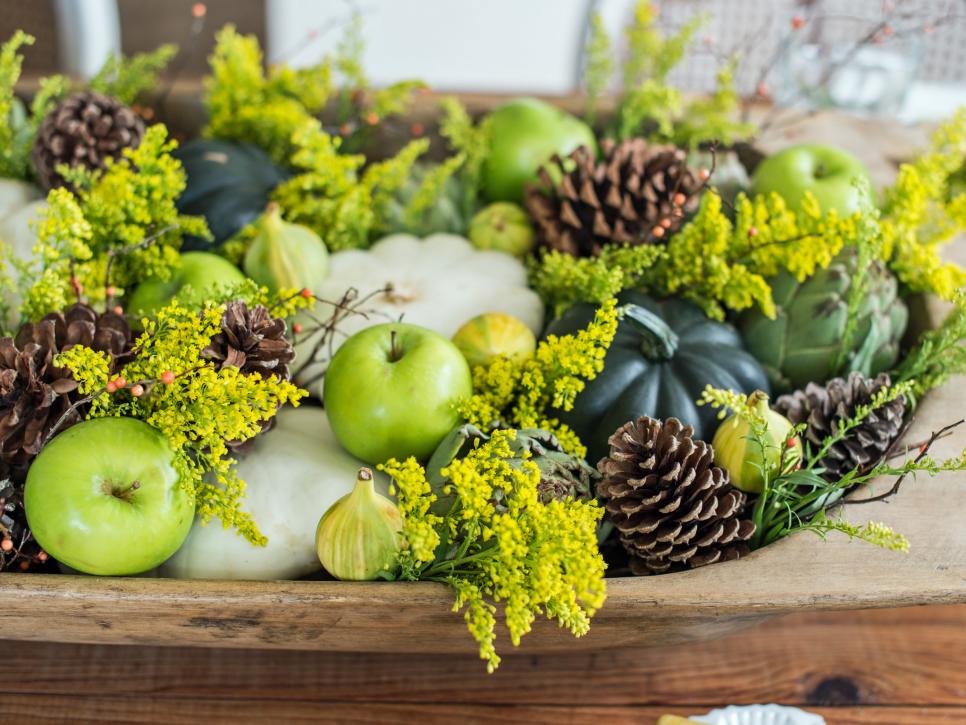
[426,424,597,506]
[739,248,908,392]
[383,162,470,237]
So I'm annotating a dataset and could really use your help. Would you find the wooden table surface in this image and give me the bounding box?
[1,604,964,723]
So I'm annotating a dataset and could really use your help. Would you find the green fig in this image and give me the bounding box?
[315,468,402,581]
[243,203,329,293]
[711,391,801,494]
[468,202,535,259]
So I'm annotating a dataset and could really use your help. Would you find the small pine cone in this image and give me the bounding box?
[32,90,146,191]
[775,372,906,480]
[16,303,133,363]
[0,466,52,572]
[0,304,133,465]
[202,301,295,381]
[597,416,756,575]
[525,138,701,257]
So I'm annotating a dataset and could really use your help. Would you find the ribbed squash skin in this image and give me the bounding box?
[174,140,289,250]
[545,291,769,463]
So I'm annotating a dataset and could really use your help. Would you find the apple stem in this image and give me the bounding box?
[105,479,141,503]
[389,329,402,362]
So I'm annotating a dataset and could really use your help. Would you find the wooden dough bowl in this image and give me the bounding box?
[0,94,963,655]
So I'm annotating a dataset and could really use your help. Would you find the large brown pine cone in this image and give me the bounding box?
[597,416,756,575]
[775,372,906,480]
[0,304,133,465]
[32,90,145,191]
[202,301,295,381]
[525,138,701,257]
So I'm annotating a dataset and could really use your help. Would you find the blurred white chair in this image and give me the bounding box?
[53,0,121,78]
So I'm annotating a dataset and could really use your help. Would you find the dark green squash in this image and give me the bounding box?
[174,140,289,251]
[545,291,770,463]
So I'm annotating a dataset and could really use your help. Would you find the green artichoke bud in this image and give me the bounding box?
[244,203,329,294]
[468,202,536,259]
[315,467,402,581]
[711,391,801,494]
[739,248,908,392]
[384,162,469,236]
[427,424,597,507]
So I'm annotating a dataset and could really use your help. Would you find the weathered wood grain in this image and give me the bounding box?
[0,698,963,725]
[3,605,966,707]
[0,106,962,655]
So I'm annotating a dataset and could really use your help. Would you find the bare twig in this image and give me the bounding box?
[846,419,966,505]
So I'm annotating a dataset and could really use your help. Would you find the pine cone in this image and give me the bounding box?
[597,416,755,575]
[32,91,146,191]
[0,465,52,572]
[775,372,906,480]
[0,304,132,466]
[17,303,132,361]
[202,301,295,381]
[525,138,701,257]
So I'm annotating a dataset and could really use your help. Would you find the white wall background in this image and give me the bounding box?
[265,0,633,94]
[265,0,966,99]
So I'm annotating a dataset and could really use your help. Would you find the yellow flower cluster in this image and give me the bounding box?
[0,32,68,179]
[385,456,443,565]
[645,191,857,320]
[456,299,620,459]
[56,299,306,544]
[379,430,606,672]
[16,124,209,324]
[529,244,663,317]
[880,109,966,300]
[530,191,856,321]
[272,119,428,250]
[204,23,423,170]
[204,26,333,166]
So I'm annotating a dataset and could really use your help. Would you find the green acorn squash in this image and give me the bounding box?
[174,139,289,250]
[545,291,770,463]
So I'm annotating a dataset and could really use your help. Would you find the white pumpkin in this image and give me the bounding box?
[0,179,46,328]
[0,178,44,260]
[294,233,544,394]
[160,406,389,581]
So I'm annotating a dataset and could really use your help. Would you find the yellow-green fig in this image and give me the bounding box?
[711,390,801,494]
[451,312,536,368]
[468,202,536,259]
[244,202,329,293]
[315,467,402,580]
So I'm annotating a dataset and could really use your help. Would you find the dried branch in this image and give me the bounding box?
[846,419,966,505]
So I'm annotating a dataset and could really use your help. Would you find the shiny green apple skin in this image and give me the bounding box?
[481,98,597,203]
[323,322,473,464]
[750,144,874,215]
[24,417,193,576]
[126,251,246,319]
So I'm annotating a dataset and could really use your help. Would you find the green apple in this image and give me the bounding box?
[482,98,597,203]
[324,322,473,464]
[126,251,246,319]
[24,417,193,576]
[750,144,874,215]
